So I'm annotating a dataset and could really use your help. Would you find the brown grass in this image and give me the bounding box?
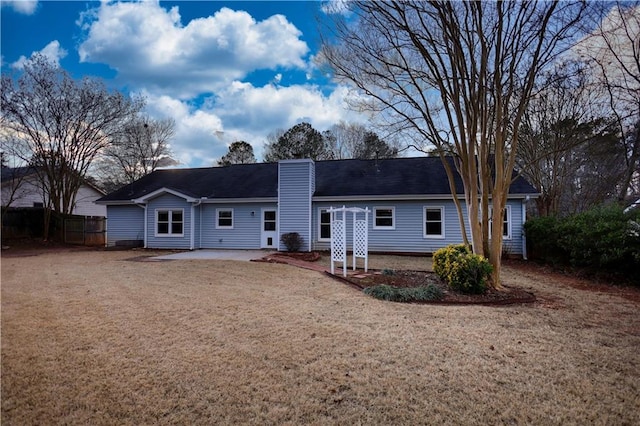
[2,249,639,424]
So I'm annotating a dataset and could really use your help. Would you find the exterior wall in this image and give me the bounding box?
[2,176,106,216]
[1,176,44,208]
[73,185,107,217]
[106,205,145,246]
[311,199,525,255]
[145,194,192,250]
[278,160,314,251]
[200,203,276,249]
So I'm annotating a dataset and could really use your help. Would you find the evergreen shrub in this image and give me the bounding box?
[433,244,492,294]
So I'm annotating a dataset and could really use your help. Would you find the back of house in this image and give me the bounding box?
[97,157,537,256]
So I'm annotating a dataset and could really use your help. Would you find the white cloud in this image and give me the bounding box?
[2,0,38,15]
[141,93,226,168]
[142,82,369,166]
[78,2,309,98]
[11,40,68,69]
[320,0,352,15]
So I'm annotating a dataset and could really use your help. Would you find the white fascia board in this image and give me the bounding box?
[313,193,539,202]
[132,187,197,203]
[201,197,278,204]
[312,194,463,202]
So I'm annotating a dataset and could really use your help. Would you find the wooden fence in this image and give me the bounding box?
[64,216,106,246]
[1,208,105,246]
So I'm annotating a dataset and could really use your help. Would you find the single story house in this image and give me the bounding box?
[1,166,106,217]
[97,157,537,255]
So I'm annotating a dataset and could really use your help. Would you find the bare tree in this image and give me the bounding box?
[579,2,640,202]
[517,62,621,216]
[322,1,587,287]
[97,115,177,191]
[217,141,257,166]
[325,121,398,159]
[1,54,142,237]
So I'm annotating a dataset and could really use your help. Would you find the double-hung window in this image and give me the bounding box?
[156,209,183,236]
[216,209,234,229]
[424,206,444,238]
[489,206,511,239]
[319,208,331,241]
[374,207,395,229]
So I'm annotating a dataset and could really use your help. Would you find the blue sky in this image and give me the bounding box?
[1,0,362,167]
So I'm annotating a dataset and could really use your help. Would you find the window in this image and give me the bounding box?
[319,208,331,241]
[424,206,444,238]
[374,207,395,229]
[216,209,233,229]
[156,209,183,236]
[263,210,276,231]
[489,206,511,239]
[33,202,44,208]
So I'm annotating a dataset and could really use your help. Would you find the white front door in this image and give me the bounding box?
[261,209,277,248]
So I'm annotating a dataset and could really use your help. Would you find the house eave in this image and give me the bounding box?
[201,197,278,204]
[313,194,464,202]
[132,187,197,203]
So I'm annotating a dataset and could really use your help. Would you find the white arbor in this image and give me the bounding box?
[328,206,370,277]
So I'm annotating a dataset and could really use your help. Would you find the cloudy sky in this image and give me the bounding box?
[1,0,362,167]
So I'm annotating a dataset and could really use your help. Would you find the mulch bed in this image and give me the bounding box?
[341,270,536,305]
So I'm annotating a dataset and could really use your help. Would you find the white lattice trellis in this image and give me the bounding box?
[328,206,370,277]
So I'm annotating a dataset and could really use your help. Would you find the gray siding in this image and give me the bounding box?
[200,203,276,249]
[278,160,313,251]
[146,194,192,250]
[106,205,144,246]
[311,199,525,255]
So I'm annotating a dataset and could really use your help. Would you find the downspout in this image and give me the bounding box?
[135,203,148,249]
[522,196,529,260]
[191,197,206,250]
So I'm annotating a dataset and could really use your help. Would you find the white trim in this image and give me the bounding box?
[373,206,395,230]
[423,206,445,239]
[216,208,234,229]
[133,187,197,203]
[489,205,512,240]
[312,193,539,202]
[318,207,332,242]
[522,201,528,260]
[190,204,195,250]
[154,208,184,237]
[200,197,278,204]
[261,208,278,248]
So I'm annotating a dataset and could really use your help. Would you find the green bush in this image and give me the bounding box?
[433,244,491,294]
[523,215,567,265]
[280,232,303,252]
[525,204,640,282]
[433,244,470,279]
[363,284,444,302]
[446,253,493,294]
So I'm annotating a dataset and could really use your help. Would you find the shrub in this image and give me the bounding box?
[445,253,493,294]
[525,204,640,283]
[363,284,444,302]
[433,244,470,279]
[433,244,491,294]
[382,268,395,276]
[280,232,303,252]
[523,215,567,265]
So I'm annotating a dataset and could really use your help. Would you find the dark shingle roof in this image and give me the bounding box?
[98,157,537,203]
[1,166,37,183]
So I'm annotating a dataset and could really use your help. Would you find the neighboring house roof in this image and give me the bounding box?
[98,157,538,203]
[1,166,37,183]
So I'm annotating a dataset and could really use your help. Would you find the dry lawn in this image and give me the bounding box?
[1,249,639,425]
